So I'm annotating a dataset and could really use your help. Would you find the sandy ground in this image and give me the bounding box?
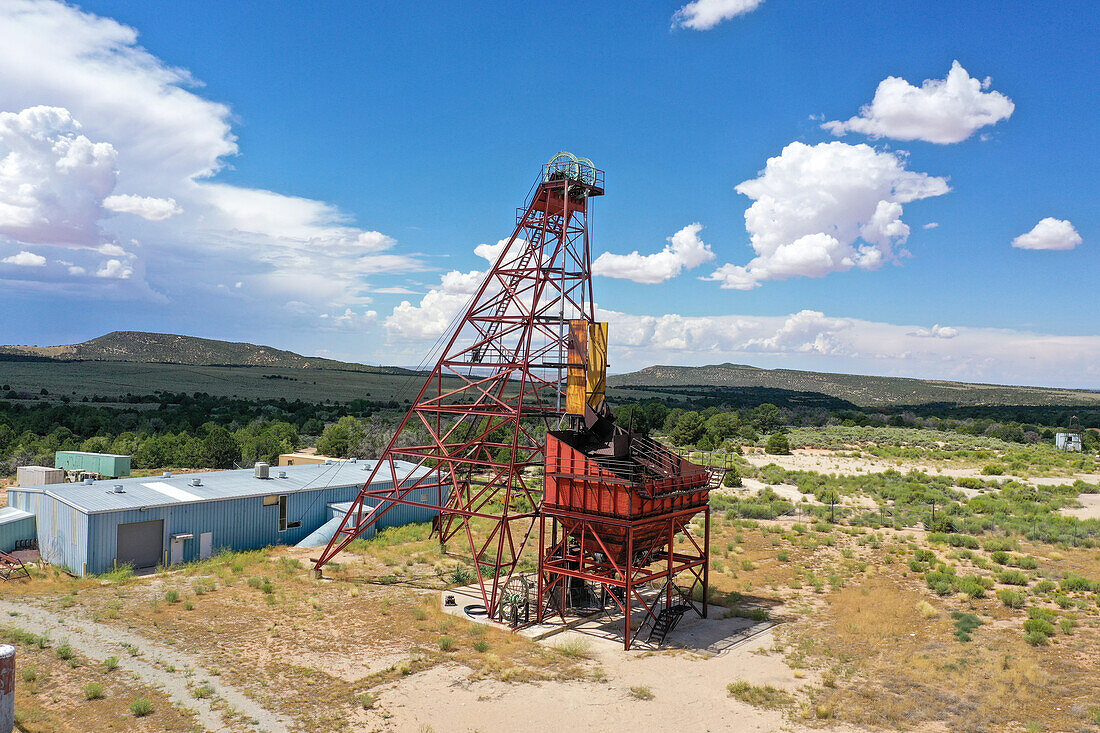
[362,614,863,733]
[743,449,1100,487]
[1060,491,1100,520]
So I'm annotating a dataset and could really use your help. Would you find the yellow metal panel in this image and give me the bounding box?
[586,322,608,410]
[566,320,588,415]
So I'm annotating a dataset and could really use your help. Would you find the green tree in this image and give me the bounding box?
[751,404,782,433]
[203,425,241,468]
[765,432,790,455]
[316,416,366,458]
[670,411,705,446]
[722,467,742,487]
[704,412,741,444]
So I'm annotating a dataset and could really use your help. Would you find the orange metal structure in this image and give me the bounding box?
[539,430,711,649]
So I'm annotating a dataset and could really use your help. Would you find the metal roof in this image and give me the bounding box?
[0,506,34,525]
[9,459,431,515]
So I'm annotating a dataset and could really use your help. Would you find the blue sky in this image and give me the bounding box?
[0,0,1097,386]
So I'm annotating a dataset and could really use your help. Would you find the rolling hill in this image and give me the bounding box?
[4,333,1099,409]
[0,331,409,374]
[608,363,1100,408]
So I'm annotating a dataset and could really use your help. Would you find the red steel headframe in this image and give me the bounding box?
[312,156,605,617]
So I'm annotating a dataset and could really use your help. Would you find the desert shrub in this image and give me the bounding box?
[944,533,980,549]
[723,468,742,487]
[83,682,105,700]
[777,551,789,562]
[997,589,1027,608]
[926,570,957,595]
[449,566,474,585]
[952,611,983,642]
[438,636,456,651]
[991,551,1009,565]
[103,656,119,671]
[913,548,937,563]
[1024,630,1048,646]
[1023,617,1055,636]
[1033,580,1056,593]
[1060,574,1097,593]
[981,536,1018,552]
[765,433,791,455]
[473,640,489,653]
[130,698,153,717]
[1052,594,1074,609]
[21,667,36,683]
[551,638,592,659]
[909,560,927,573]
[1059,617,1077,634]
[629,686,655,700]
[958,579,986,599]
[1009,555,1038,569]
[164,589,180,604]
[727,680,792,709]
[55,644,74,660]
[192,684,214,699]
[916,600,938,618]
[997,570,1029,586]
[982,464,1006,475]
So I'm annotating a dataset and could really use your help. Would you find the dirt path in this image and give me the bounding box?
[0,599,291,733]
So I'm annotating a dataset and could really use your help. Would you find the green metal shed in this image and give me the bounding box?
[54,451,132,478]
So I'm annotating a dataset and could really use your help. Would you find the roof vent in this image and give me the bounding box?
[83,477,94,485]
[278,471,287,479]
[162,471,172,478]
[324,459,333,465]
[254,462,270,479]
[350,457,358,463]
[112,485,125,494]
[189,478,203,487]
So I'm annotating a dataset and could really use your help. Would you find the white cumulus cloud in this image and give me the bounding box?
[0,106,117,246]
[2,250,47,266]
[706,142,949,289]
[672,0,765,30]
[95,258,132,279]
[822,61,1014,144]
[1011,218,1082,251]
[103,194,182,221]
[594,223,715,284]
[385,269,485,341]
[0,0,423,312]
[908,324,959,339]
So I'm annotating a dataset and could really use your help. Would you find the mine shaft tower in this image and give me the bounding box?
[313,153,711,648]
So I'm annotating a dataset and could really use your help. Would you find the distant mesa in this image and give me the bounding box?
[0,331,410,374]
[608,363,1100,408]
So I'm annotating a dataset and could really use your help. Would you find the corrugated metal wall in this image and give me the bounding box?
[8,490,90,575]
[80,479,447,575]
[10,476,449,576]
[0,513,36,553]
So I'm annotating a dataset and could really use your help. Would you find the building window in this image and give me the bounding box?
[278,495,288,532]
[263,495,279,507]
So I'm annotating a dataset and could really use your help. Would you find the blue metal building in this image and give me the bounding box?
[0,507,36,553]
[7,460,442,576]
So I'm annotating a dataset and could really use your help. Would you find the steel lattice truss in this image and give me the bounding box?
[313,162,605,616]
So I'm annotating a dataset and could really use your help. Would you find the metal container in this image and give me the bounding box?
[54,451,131,478]
[15,465,64,486]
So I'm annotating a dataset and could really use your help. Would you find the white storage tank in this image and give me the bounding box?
[16,465,65,486]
